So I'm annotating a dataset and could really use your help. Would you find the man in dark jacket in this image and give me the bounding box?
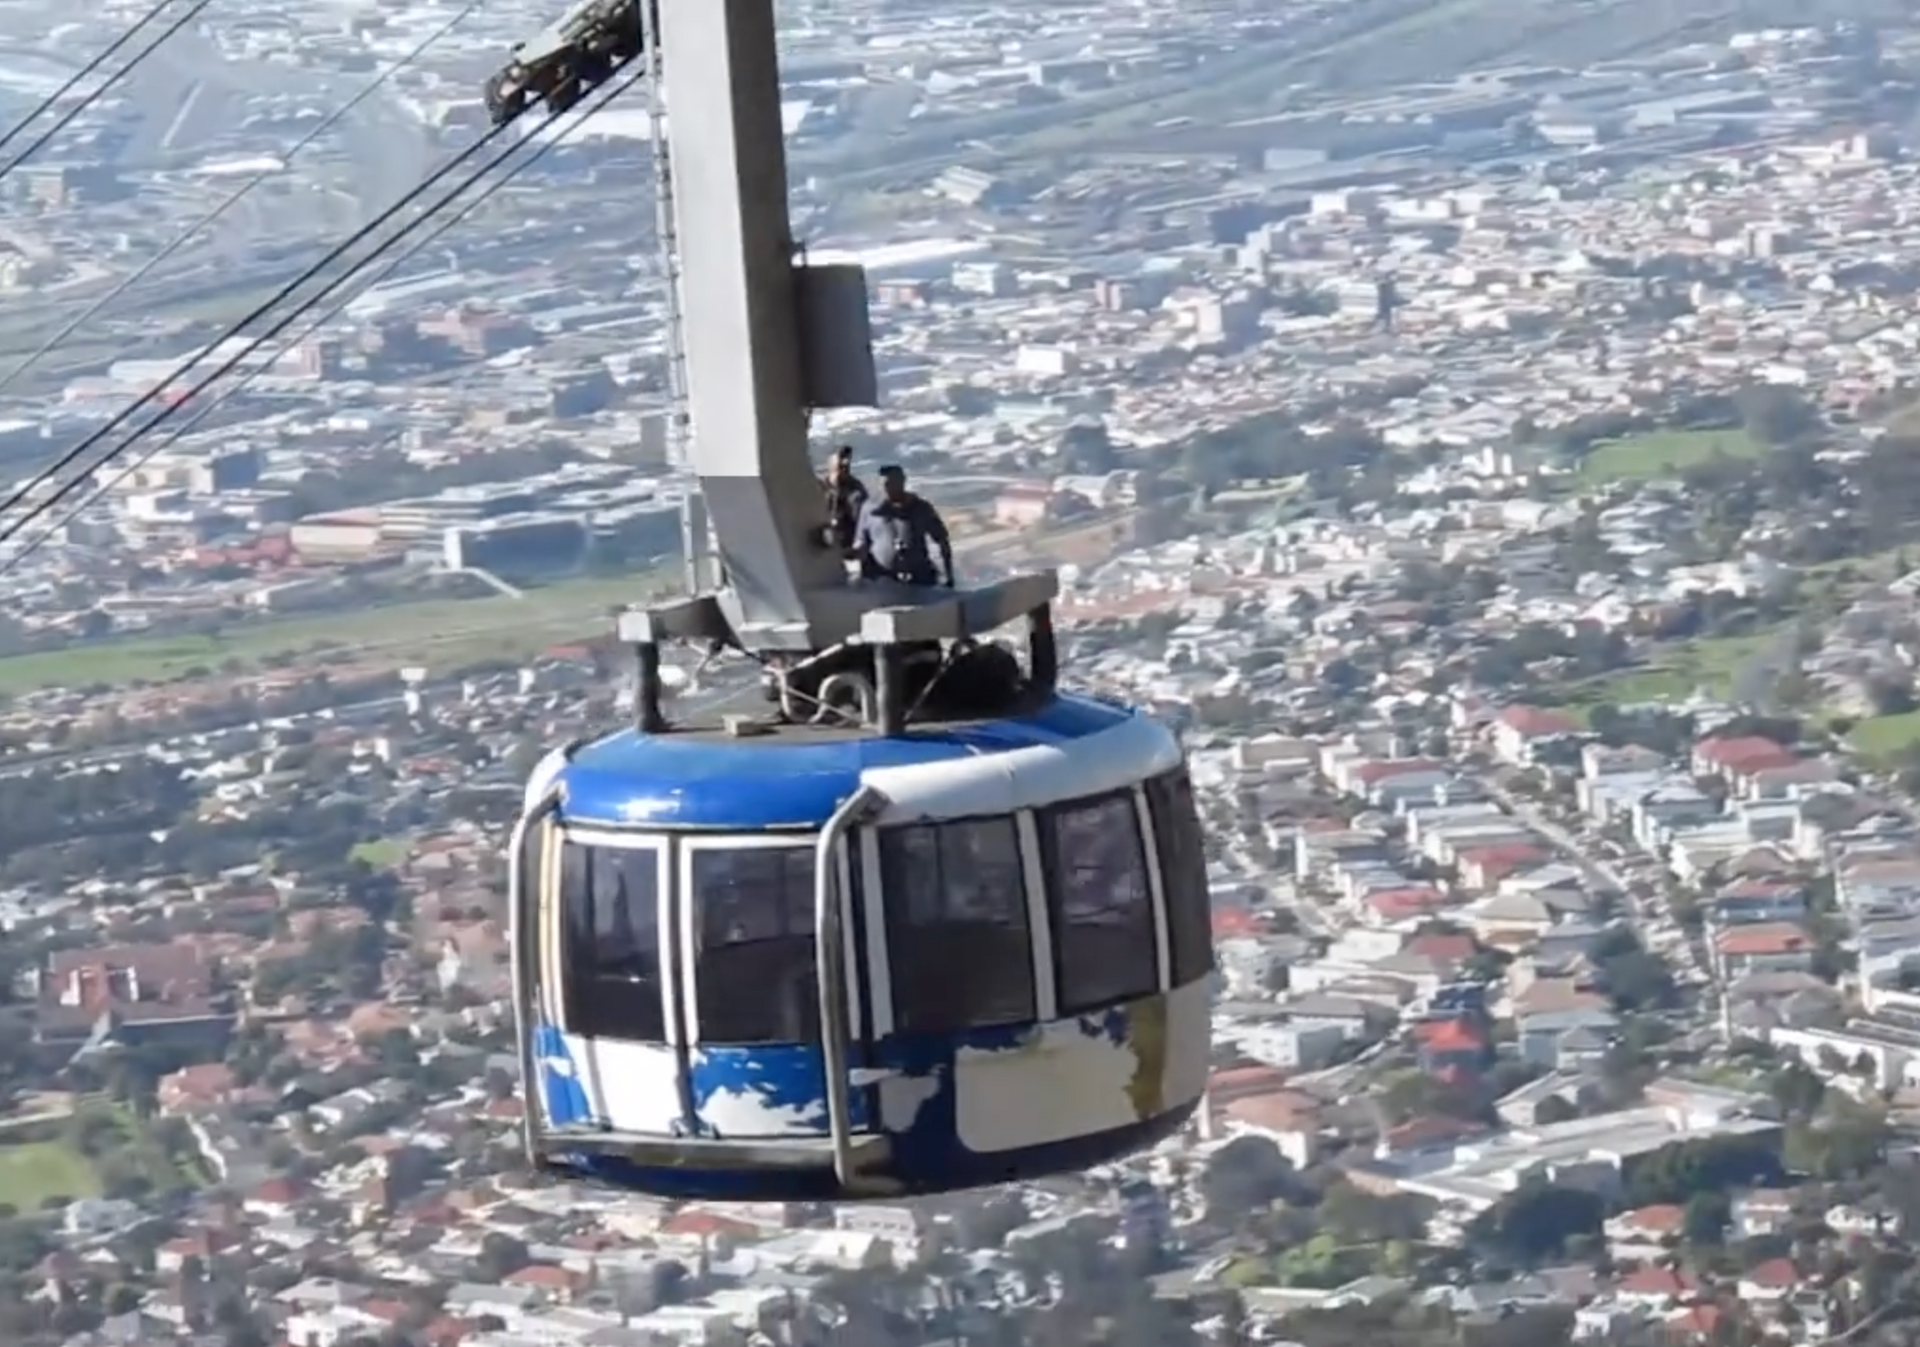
[821,444,867,553]
[853,465,954,587]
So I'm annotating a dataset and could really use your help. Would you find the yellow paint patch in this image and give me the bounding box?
[1125,997,1168,1119]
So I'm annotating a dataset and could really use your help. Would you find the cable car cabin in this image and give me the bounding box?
[511,694,1213,1202]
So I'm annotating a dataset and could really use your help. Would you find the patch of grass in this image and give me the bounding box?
[1578,428,1768,484]
[350,837,407,867]
[0,1139,98,1209]
[1562,630,1784,710]
[0,571,671,695]
[1851,710,1920,759]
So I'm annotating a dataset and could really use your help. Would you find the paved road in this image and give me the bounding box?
[1482,773,1720,1010]
[1482,777,1633,899]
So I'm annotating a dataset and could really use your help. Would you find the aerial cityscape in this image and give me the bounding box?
[13,0,1920,1344]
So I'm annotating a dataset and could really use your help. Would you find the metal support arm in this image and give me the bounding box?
[510,787,564,1169]
[816,783,886,1191]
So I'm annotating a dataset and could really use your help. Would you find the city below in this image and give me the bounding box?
[6,3,1920,1347]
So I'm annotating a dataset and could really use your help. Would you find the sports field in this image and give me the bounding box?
[1852,710,1920,759]
[1577,429,1767,485]
[1559,630,1783,714]
[0,572,669,696]
[0,1138,97,1209]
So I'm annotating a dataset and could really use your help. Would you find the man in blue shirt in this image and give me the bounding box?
[853,465,954,587]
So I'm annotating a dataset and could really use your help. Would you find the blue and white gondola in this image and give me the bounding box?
[510,693,1214,1202]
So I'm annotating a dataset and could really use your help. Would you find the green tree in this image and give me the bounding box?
[1684,1191,1730,1245]
[1765,1063,1824,1119]
[1467,1183,1605,1266]
[1784,1109,1888,1180]
[1199,1136,1298,1219]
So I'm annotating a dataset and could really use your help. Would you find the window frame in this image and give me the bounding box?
[554,831,672,1044]
[1036,788,1161,1014]
[677,834,842,1048]
[873,812,1038,1035]
[1145,769,1215,988]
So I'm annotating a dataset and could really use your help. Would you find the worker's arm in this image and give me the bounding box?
[923,502,955,587]
[850,501,877,563]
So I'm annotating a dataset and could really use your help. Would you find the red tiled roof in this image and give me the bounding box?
[1498,705,1581,737]
[1695,735,1796,770]
[1415,1018,1487,1051]
[1613,1202,1685,1235]
[1406,932,1476,962]
[661,1209,762,1239]
[1367,888,1448,920]
[1744,1257,1799,1288]
[249,1177,305,1204]
[1458,844,1549,881]
[1211,908,1261,937]
[1716,923,1811,957]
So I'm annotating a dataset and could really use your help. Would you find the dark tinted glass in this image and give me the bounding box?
[1147,770,1215,987]
[878,817,1034,1033]
[691,847,818,1045]
[1041,793,1158,1011]
[561,842,666,1041]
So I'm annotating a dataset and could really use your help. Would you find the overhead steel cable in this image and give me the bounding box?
[0,81,629,572]
[0,0,181,167]
[0,67,643,570]
[0,119,519,534]
[0,0,486,406]
[0,0,216,187]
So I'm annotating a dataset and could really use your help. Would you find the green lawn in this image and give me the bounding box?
[350,837,408,867]
[0,570,671,695]
[1562,630,1785,712]
[1852,710,1920,759]
[0,1139,98,1209]
[1578,428,1768,484]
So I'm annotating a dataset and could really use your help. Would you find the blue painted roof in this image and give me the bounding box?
[556,693,1135,829]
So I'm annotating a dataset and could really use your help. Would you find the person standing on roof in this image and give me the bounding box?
[821,444,867,554]
[854,465,954,588]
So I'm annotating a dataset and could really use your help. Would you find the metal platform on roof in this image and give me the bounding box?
[615,567,1060,654]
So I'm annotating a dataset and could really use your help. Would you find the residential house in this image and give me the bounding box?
[1604,1204,1685,1263]
[1736,1257,1801,1304]
[1692,736,1798,785]
[1494,1071,1598,1128]
[1491,705,1582,766]
[1742,758,1841,802]
[1631,785,1721,850]
[1415,1018,1490,1076]
[1713,922,1816,980]
[1828,1200,1903,1240]
[1710,879,1808,927]
[1458,843,1551,892]
[1517,1006,1619,1070]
